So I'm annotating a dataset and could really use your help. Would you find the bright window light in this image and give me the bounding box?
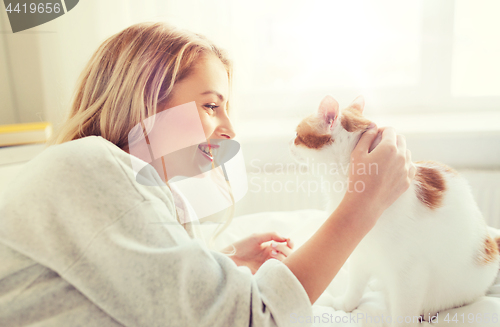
[451,0,500,97]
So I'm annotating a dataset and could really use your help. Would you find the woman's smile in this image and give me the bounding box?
[198,142,219,162]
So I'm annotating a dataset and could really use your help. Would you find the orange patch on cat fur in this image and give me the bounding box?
[295,116,333,149]
[414,161,447,210]
[477,235,500,266]
[418,160,458,176]
[340,106,372,133]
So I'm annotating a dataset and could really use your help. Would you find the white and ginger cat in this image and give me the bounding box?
[290,95,500,326]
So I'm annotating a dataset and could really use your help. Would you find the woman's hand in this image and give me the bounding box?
[222,232,294,274]
[344,124,417,227]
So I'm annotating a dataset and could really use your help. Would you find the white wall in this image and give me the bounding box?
[0,11,45,124]
[0,14,17,124]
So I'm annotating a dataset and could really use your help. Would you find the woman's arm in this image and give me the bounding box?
[283,125,416,304]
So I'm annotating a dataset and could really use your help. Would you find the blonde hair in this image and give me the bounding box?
[49,21,235,250]
[49,21,232,147]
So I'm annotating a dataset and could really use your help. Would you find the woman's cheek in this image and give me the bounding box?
[199,115,215,139]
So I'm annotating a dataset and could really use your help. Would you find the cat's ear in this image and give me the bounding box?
[318,95,339,129]
[350,95,365,114]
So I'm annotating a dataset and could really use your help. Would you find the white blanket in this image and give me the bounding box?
[200,209,500,327]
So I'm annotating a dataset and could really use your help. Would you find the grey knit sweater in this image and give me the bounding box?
[0,136,312,327]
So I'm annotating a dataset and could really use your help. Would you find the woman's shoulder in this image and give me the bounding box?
[11,136,172,205]
[27,137,125,188]
[0,137,182,277]
[41,135,126,169]
[36,136,139,178]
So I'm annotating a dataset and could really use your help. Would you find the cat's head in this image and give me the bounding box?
[290,95,373,175]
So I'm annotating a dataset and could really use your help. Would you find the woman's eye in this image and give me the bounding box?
[204,104,218,111]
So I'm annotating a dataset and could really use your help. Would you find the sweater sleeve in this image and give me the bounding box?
[61,200,313,327]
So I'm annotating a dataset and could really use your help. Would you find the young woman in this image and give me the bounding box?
[0,22,415,326]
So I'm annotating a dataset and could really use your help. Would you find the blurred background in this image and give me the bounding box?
[1,0,499,225]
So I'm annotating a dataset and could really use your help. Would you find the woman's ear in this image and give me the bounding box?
[318,95,339,129]
[350,95,365,114]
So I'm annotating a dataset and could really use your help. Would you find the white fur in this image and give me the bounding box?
[290,106,500,327]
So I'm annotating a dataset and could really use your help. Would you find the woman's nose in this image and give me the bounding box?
[214,114,236,139]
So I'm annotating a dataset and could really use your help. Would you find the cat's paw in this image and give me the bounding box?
[330,296,358,312]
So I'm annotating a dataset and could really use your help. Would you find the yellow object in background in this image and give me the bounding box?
[0,122,53,147]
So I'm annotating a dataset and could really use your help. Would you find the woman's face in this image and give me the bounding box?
[163,54,235,140]
[156,53,236,180]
